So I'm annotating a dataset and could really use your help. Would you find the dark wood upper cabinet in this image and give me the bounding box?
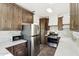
[0,4,3,30]
[17,7,23,30]
[27,13,33,23]
[0,3,33,30]
[0,4,14,30]
[12,4,23,30]
[7,4,14,30]
[22,10,28,23]
[22,10,33,23]
[0,4,9,30]
[70,3,79,31]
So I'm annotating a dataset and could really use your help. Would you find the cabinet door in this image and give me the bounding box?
[0,4,9,30]
[6,42,27,56]
[10,4,22,30]
[1,4,8,30]
[22,10,27,23]
[6,46,14,55]
[0,4,3,30]
[70,3,79,31]
[70,3,77,30]
[14,42,27,56]
[0,4,13,30]
[18,7,22,30]
[14,47,27,56]
[77,3,79,30]
[22,10,33,23]
[12,5,19,30]
[6,4,14,30]
[26,13,33,23]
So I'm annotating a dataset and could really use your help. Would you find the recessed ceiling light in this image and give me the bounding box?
[46,8,52,13]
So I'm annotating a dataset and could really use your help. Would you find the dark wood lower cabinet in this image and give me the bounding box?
[14,48,27,56]
[7,46,14,54]
[6,42,27,56]
[13,42,27,56]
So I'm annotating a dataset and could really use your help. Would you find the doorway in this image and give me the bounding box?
[58,16,63,30]
[39,18,49,44]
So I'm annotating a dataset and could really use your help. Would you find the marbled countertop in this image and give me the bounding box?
[0,40,27,56]
[55,37,79,56]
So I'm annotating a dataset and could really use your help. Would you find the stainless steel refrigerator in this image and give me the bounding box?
[21,23,40,56]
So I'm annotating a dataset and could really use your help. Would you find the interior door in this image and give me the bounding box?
[58,17,63,30]
[40,18,49,44]
[40,19,45,44]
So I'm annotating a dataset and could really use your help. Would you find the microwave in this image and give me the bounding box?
[12,35,23,41]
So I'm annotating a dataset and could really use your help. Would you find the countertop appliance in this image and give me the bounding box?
[21,23,40,56]
[12,35,23,41]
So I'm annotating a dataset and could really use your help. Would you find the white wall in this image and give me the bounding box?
[50,26,58,33]
[0,31,21,43]
[63,14,70,24]
[49,15,58,25]
[49,13,70,26]
[49,13,70,32]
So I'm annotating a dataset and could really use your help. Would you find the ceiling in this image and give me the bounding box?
[17,3,69,17]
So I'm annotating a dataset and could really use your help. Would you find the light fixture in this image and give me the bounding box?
[46,8,52,13]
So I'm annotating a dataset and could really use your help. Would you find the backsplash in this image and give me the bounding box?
[50,26,58,33]
[50,25,70,33]
[0,31,21,43]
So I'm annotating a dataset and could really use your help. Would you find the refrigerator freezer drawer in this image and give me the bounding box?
[31,35,40,56]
